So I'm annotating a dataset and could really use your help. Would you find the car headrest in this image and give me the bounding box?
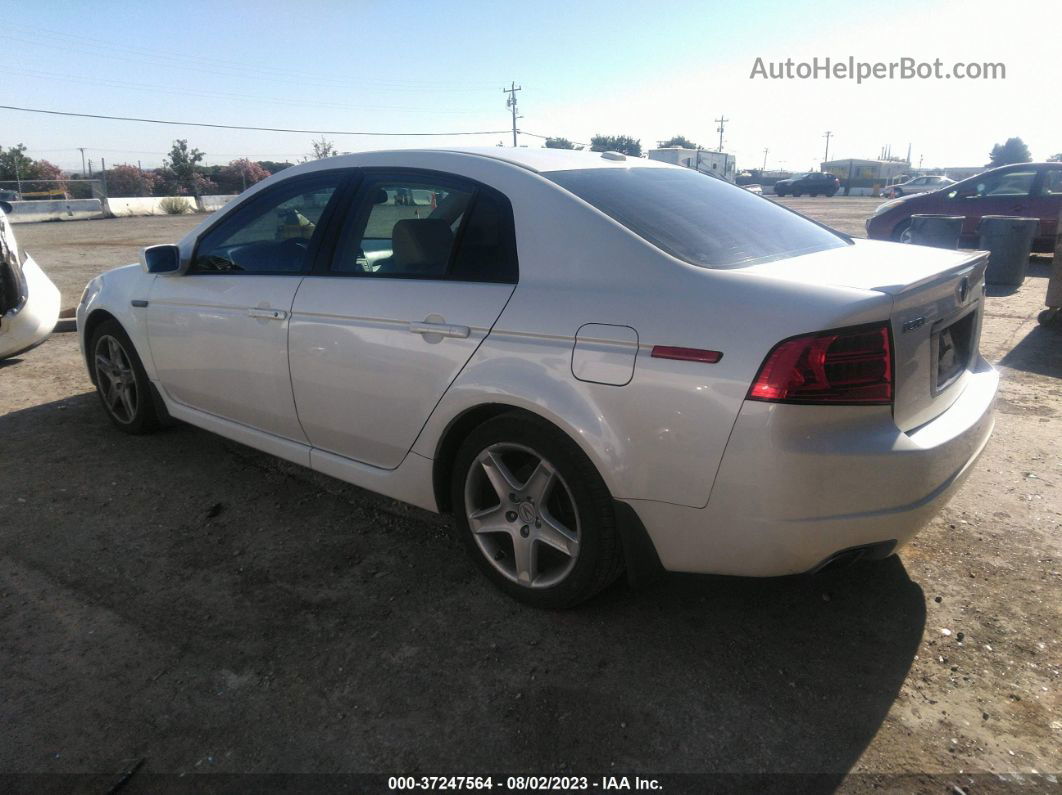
[372,188,388,205]
[392,219,453,271]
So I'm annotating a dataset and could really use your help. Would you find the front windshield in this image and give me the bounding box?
[544,167,848,269]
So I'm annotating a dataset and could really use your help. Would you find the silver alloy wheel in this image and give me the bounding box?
[94,334,138,424]
[899,226,914,244]
[464,442,581,589]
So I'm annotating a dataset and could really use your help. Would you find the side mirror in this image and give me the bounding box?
[140,244,182,274]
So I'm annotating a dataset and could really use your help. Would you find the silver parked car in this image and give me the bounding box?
[78,148,997,607]
[882,175,955,198]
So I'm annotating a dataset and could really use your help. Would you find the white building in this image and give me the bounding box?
[648,148,737,182]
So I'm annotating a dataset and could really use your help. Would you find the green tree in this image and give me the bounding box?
[257,160,293,174]
[0,144,35,181]
[987,137,1032,167]
[307,136,337,160]
[590,135,642,157]
[544,137,578,150]
[1048,153,1062,162]
[658,135,700,149]
[162,139,208,195]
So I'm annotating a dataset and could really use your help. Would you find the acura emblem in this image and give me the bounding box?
[958,277,970,303]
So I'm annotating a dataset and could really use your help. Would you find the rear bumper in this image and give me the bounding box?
[0,255,60,359]
[627,359,998,576]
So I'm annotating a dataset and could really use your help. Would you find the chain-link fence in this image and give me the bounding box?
[0,178,105,201]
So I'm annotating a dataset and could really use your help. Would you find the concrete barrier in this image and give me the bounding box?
[104,196,199,217]
[6,199,104,224]
[198,195,238,213]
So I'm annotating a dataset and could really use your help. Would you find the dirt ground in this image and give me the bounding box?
[1,203,1059,791]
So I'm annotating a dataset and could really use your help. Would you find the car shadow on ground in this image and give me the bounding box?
[0,394,925,784]
[998,323,1062,379]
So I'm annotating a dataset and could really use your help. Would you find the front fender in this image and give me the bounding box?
[77,264,157,380]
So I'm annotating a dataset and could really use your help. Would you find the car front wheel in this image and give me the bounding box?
[90,319,160,434]
[893,220,913,244]
[452,413,623,608]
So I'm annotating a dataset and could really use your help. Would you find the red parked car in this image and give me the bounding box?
[866,162,1062,252]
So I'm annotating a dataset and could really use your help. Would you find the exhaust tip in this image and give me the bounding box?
[812,540,897,574]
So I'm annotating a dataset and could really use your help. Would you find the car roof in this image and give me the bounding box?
[301,146,676,175]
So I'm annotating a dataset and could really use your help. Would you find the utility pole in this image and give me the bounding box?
[503,82,522,148]
[823,131,833,164]
[715,115,729,152]
[762,147,769,171]
[78,147,87,178]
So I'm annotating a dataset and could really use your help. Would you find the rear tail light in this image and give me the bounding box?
[748,322,893,405]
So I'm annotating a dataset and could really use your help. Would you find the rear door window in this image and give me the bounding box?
[331,172,518,282]
[544,167,847,268]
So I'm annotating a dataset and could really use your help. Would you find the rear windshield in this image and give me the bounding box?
[543,167,848,268]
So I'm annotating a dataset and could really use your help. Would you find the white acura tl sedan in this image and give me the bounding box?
[78,148,997,607]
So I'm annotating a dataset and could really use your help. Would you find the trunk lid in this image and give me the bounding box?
[743,239,989,431]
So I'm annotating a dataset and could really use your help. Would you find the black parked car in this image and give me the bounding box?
[773,172,840,197]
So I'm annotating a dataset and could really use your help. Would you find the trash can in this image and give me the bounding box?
[979,216,1039,286]
[909,215,964,249]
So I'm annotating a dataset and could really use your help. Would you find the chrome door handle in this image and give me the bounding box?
[248,307,288,320]
[408,321,470,339]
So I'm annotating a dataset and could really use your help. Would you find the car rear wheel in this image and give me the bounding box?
[451,413,623,608]
[792,190,802,197]
[90,319,160,434]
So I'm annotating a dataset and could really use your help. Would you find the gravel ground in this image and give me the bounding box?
[1,204,1059,791]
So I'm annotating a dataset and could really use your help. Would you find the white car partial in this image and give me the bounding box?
[882,175,955,198]
[77,148,997,607]
[1,201,60,360]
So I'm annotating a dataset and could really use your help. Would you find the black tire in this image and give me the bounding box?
[89,319,160,434]
[892,220,912,243]
[775,187,785,197]
[792,190,802,197]
[810,192,818,198]
[451,412,623,608]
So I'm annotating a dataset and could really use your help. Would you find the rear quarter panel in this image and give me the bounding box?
[413,182,892,508]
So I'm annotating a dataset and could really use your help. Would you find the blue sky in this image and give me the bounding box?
[2,0,1058,173]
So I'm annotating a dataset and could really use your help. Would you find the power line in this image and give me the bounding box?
[5,67,492,115]
[0,105,511,137]
[518,130,591,148]
[0,29,499,93]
